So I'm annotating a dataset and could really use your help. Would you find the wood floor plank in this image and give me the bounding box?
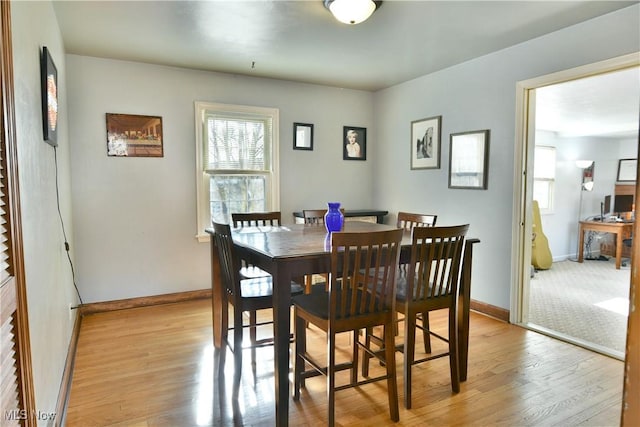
[65,299,624,426]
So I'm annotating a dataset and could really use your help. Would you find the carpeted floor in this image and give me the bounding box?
[527,257,630,357]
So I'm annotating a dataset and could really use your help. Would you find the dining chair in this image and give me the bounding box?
[211,221,304,389]
[362,224,469,409]
[231,212,282,279]
[292,228,404,426]
[302,208,346,225]
[396,211,437,230]
[231,211,281,228]
[301,209,337,291]
[396,211,438,350]
[302,209,328,225]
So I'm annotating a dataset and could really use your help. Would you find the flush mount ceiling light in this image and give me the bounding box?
[324,0,382,25]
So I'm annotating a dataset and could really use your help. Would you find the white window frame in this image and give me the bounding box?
[195,101,280,242]
[533,145,556,214]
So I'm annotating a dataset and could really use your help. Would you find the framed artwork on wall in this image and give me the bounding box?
[343,126,366,160]
[106,113,164,157]
[41,46,58,147]
[448,129,490,189]
[410,115,441,169]
[617,158,637,182]
[293,122,313,150]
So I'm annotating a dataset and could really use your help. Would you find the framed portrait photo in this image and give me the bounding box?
[448,129,490,190]
[411,116,441,169]
[293,122,313,151]
[41,46,58,147]
[343,126,366,161]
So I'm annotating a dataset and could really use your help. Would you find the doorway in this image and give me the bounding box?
[511,55,639,360]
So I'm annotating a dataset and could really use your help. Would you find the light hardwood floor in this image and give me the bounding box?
[65,298,623,426]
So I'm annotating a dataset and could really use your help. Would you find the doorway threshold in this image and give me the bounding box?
[522,322,624,361]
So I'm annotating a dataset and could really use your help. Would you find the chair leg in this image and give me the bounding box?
[218,302,229,373]
[403,313,417,409]
[362,327,372,377]
[233,308,243,393]
[293,312,306,401]
[328,331,337,427]
[351,329,359,386]
[249,310,257,366]
[384,320,400,422]
[421,311,431,353]
[448,307,460,393]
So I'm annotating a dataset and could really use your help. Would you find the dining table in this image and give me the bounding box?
[206,221,480,427]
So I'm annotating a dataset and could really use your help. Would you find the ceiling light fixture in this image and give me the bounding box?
[323,0,382,25]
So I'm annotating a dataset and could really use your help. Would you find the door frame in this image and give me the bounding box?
[0,1,36,423]
[511,52,639,324]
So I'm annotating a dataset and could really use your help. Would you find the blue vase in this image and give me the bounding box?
[324,202,344,233]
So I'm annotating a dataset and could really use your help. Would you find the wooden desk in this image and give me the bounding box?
[578,220,634,269]
[207,222,479,426]
[293,209,388,224]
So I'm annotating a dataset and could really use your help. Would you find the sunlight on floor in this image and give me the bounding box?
[594,297,629,316]
[196,344,214,426]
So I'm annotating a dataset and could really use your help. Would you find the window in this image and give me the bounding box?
[195,102,280,241]
[533,146,556,213]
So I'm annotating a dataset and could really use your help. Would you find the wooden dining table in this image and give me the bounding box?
[206,221,480,427]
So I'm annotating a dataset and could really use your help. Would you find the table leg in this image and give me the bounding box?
[458,238,479,382]
[615,229,623,269]
[271,262,292,427]
[578,223,585,263]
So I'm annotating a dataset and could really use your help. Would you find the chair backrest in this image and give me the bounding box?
[211,221,241,302]
[303,208,346,225]
[329,228,403,320]
[302,209,328,224]
[406,225,469,302]
[396,211,437,231]
[232,211,281,227]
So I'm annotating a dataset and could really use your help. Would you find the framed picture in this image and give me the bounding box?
[449,130,490,189]
[343,126,366,160]
[41,46,58,147]
[411,116,441,169]
[293,122,313,150]
[106,113,164,157]
[617,158,637,182]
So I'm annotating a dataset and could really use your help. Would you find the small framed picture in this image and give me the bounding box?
[343,126,366,160]
[106,113,164,157]
[293,122,313,150]
[617,158,637,182]
[41,46,58,147]
[449,130,490,190]
[411,116,441,169]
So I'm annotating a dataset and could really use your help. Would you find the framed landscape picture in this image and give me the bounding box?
[448,129,490,189]
[411,116,441,169]
[106,113,164,157]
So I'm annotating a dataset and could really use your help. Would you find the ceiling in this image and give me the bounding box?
[52,0,639,137]
[536,67,640,138]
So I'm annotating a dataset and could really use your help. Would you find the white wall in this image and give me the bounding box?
[11,0,76,420]
[66,56,375,303]
[372,5,639,309]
